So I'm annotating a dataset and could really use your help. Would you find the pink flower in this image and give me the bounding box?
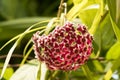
[32,22,93,71]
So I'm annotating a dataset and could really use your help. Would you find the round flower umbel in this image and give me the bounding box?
[32,22,93,71]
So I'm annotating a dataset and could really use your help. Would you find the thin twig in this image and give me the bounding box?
[0,54,34,59]
[0,54,106,61]
[65,71,69,80]
[0,64,20,69]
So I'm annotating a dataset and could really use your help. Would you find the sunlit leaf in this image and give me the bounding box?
[67,0,88,20]
[79,7,98,28]
[106,42,120,59]
[73,0,100,7]
[73,0,82,5]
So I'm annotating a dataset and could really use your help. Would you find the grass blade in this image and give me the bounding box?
[0,41,17,79]
[0,34,21,51]
[21,30,45,66]
[23,39,32,56]
[20,46,33,66]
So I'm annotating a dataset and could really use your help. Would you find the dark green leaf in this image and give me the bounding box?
[107,0,116,22]
[110,16,120,42]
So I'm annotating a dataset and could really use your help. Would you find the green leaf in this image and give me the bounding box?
[67,0,88,20]
[68,0,100,21]
[73,0,82,5]
[106,42,120,59]
[107,0,116,22]
[73,0,100,7]
[107,0,120,28]
[79,7,98,28]
[10,59,39,80]
[100,15,115,50]
[93,13,115,54]
[110,16,120,42]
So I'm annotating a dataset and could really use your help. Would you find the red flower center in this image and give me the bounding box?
[32,22,93,71]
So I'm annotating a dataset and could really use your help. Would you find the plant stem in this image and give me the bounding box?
[20,46,33,66]
[57,0,64,19]
[48,71,58,80]
[39,63,48,80]
[37,63,41,80]
[65,71,69,80]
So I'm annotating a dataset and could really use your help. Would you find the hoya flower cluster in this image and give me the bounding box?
[32,22,93,70]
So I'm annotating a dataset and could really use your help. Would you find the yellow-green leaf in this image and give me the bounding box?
[106,41,120,59]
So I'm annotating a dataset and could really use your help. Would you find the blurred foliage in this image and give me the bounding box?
[0,0,60,20]
[0,0,120,80]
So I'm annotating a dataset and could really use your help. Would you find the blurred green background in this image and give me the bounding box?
[0,0,60,39]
